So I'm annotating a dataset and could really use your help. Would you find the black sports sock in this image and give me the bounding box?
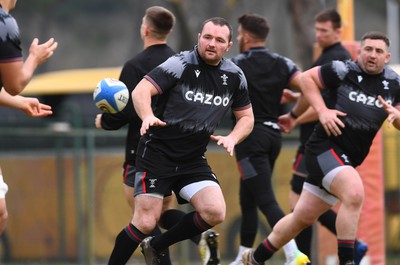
[108,223,145,265]
[253,238,278,263]
[318,209,337,234]
[159,209,201,244]
[338,239,355,265]
[151,211,212,251]
[295,225,313,257]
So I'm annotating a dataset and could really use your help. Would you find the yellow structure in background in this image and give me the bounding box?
[338,0,355,41]
[22,67,121,95]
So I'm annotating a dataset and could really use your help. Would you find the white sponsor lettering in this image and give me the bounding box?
[348,91,391,108]
[185,91,229,106]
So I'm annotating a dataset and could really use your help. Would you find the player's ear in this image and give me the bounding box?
[226,41,233,52]
[143,24,151,37]
[384,51,391,64]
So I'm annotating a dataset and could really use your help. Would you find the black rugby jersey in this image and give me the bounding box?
[101,44,175,164]
[231,47,300,124]
[143,46,251,160]
[0,7,22,89]
[306,60,400,166]
[299,43,351,152]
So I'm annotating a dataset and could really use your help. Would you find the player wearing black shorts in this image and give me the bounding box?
[242,31,400,265]
[96,6,177,265]
[97,6,176,200]
[0,0,57,235]
[228,13,308,265]
[280,9,368,264]
[107,17,254,265]
[97,7,221,265]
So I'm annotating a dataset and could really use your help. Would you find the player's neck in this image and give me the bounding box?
[246,41,266,50]
[144,38,167,49]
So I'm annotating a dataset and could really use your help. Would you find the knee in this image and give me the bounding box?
[132,208,159,234]
[199,206,226,226]
[132,214,158,234]
[293,208,318,228]
[297,214,316,229]
[344,189,364,210]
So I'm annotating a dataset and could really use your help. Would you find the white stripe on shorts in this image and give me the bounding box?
[303,165,351,205]
[179,180,219,202]
[303,182,338,205]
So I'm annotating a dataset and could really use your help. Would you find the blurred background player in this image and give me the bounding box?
[0,0,58,234]
[95,6,220,265]
[228,13,309,265]
[279,8,367,264]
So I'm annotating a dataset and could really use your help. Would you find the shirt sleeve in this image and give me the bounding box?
[319,60,347,90]
[0,14,22,62]
[144,54,184,94]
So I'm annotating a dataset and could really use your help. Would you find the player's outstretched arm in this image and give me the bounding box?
[0,89,52,117]
[0,38,58,96]
[211,107,254,156]
[132,78,166,135]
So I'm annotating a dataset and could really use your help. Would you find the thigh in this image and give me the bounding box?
[329,166,364,202]
[133,194,164,225]
[123,185,135,211]
[305,144,353,189]
[239,155,277,205]
[293,188,332,224]
[161,194,176,213]
[190,185,226,215]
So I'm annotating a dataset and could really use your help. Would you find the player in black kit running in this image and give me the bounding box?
[228,13,309,265]
[99,7,221,265]
[107,17,254,265]
[279,9,368,264]
[242,31,400,265]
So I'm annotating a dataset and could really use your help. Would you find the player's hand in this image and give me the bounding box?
[140,115,166,135]
[278,112,296,133]
[20,97,52,117]
[95,114,102,129]
[29,38,58,65]
[281,89,300,104]
[378,95,400,127]
[319,108,346,136]
[210,135,236,156]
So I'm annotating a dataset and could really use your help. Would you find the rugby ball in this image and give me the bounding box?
[93,78,129,113]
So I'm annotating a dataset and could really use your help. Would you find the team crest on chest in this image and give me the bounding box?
[382,80,389,90]
[221,74,228,85]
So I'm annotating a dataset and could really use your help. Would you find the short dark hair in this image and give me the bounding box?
[145,6,175,37]
[315,8,341,29]
[361,31,390,48]
[200,17,233,42]
[238,13,269,41]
